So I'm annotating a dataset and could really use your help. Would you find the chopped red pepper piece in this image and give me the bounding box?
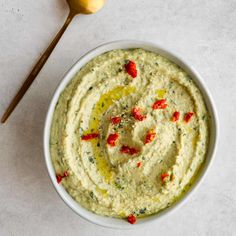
[161,173,169,182]
[127,214,136,224]
[172,111,180,122]
[56,171,69,184]
[81,133,99,141]
[130,148,139,155]
[120,145,130,153]
[63,171,69,177]
[125,60,137,78]
[107,133,119,147]
[137,162,142,168]
[184,112,194,123]
[111,116,121,125]
[120,145,139,155]
[145,130,156,144]
[152,99,167,110]
[131,107,146,121]
[56,174,63,184]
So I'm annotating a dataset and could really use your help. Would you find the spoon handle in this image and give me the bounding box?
[1,11,76,123]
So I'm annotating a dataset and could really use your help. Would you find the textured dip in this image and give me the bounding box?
[50,49,209,219]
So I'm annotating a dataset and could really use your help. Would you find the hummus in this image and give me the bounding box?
[50,49,209,218]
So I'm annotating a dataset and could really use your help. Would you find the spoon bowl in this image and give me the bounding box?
[68,0,105,14]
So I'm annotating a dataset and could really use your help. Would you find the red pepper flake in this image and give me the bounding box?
[81,133,99,141]
[131,107,146,121]
[111,116,121,125]
[184,112,194,123]
[120,145,139,155]
[56,171,69,184]
[172,111,180,122]
[63,171,69,177]
[137,162,142,168]
[161,173,169,182]
[107,133,119,147]
[145,130,156,144]
[127,214,136,224]
[120,145,130,154]
[56,174,63,184]
[152,99,167,110]
[125,60,137,78]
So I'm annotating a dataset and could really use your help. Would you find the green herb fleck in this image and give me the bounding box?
[118,124,123,129]
[115,179,124,190]
[89,191,94,199]
[168,82,173,89]
[139,207,147,214]
[88,157,94,163]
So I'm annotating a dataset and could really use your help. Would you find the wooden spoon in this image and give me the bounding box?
[1,0,105,123]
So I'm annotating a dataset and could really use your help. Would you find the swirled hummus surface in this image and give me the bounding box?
[50,49,209,219]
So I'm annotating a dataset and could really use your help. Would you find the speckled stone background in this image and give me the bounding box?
[0,0,236,235]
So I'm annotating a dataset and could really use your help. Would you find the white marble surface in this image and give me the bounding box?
[0,0,236,235]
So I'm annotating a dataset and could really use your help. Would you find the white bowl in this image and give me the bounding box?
[44,40,219,229]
